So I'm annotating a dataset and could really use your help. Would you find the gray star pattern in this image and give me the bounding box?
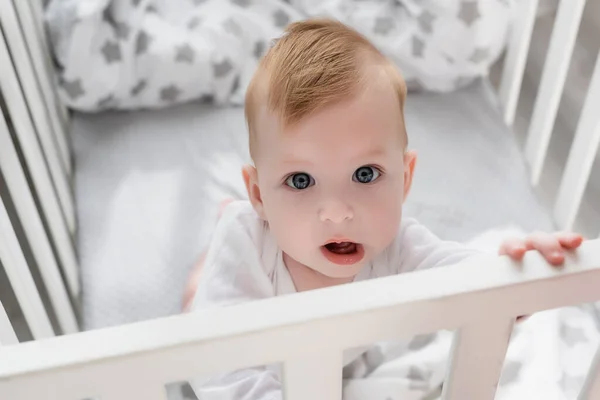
[412,36,425,58]
[374,16,395,35]
[223,18,242,37]
[559,371,585,394]
[499,360,522,386]
[560,323,587,347]
[175,43,195,64]
[231,0,251,6]
[97,94,117,109]
[469,47,489,63]
[188,16,202,30]
[62,78,85,99]
[115,22,130,40]
[101,40,121,63]
[418,10,436,34]
[160,85,181,102]
[273,9,290,28]
[136,31,152,55]
[458,1,481,27]
[213,58,233,78]
[130,79,147,96]
[408,333,436,350]
[254,41,266,59]
[407,366,431,391]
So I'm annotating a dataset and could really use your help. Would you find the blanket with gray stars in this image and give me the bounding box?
[45,0,515,112]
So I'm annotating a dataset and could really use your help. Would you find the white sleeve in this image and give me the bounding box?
[189,202,283,400]
[388,219,484,274]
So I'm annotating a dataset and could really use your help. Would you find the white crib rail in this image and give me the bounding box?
[1,240,600,399]
[0,300,18,347]
[0,193,55,340]
[523,0,586,186]
[498,0,539,126]
[498,0,600,233]
[0,27,80,299]
[554,51,600,231]
[5,0,71,177]
[0,0,75,234]
[0,95,78,335]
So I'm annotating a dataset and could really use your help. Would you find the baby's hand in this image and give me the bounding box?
[498,231,584,323]
[498,231,583,265]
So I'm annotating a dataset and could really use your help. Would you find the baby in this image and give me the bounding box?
[187,19,583,399]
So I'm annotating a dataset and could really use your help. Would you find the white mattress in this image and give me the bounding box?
[71,79,553,332]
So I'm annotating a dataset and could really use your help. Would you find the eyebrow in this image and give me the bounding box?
[280,147,387,166]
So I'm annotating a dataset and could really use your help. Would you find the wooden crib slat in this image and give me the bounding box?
[0,301,19,346]
[0,0,75,234]
[100,384,168,400]
[442,318,514,400]
[0,27,80,298]
[2,244,600,399]
[0,195,55,340]
[579,345,600,399]
[283,351,342,400]
[0,79,79,334]
[10,0,72,177]
[498,0,539,126]
[524,0,586,185]
[554,50,600,231]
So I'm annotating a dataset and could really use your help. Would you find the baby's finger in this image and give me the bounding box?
[525,232,564,265]
[555,232,584,249]
[498,238,527,260]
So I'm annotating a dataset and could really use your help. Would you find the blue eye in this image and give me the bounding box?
[353,166,380,184]
[286,173,314,190]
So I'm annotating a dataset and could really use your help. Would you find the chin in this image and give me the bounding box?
[320,261,366,279]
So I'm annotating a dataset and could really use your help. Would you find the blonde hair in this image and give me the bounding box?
[245,18,408,157]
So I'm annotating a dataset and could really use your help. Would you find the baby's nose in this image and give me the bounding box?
[318,200,354,224]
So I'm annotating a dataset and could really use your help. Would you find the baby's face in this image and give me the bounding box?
[246,71,415,280]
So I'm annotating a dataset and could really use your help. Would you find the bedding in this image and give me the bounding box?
[72,78,553,329]
[46,0,514,112]
[71,76,592,399]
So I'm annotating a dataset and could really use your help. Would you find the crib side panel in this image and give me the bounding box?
[0,26,80,299]
[524,0,587,185]
[0,301,18,346]
[1,242,600,399]
[553,51,600,231]
[442,318,514,400]
[498,0,539,126]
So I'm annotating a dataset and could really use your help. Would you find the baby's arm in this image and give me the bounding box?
[188,202,283,400]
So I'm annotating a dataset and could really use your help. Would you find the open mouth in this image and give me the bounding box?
[321,241,365,265]
[324,242,357,255]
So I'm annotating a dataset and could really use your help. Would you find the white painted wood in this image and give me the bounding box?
[0,195,55,340]
[24,0,71,129]
[554,51,600,231]
[101,384,168,400]
[10,0,72,178]
[0,0,76,233]
[1,241,600,399]
[498,0,539,126]
[0,301,19,346]
[0,77,79,333]
[0,27,80,298]
[284,351,342,400]
[442,318,513,400]
[579,345,600,399]
[525,0,586,185]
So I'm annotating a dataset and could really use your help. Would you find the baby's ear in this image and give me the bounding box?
[242,165,266,220]
[402,150,417,202]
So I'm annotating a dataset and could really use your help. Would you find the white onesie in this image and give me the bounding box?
[190,200,481,400]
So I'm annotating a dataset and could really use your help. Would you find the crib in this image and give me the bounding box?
[2,0,600,398]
